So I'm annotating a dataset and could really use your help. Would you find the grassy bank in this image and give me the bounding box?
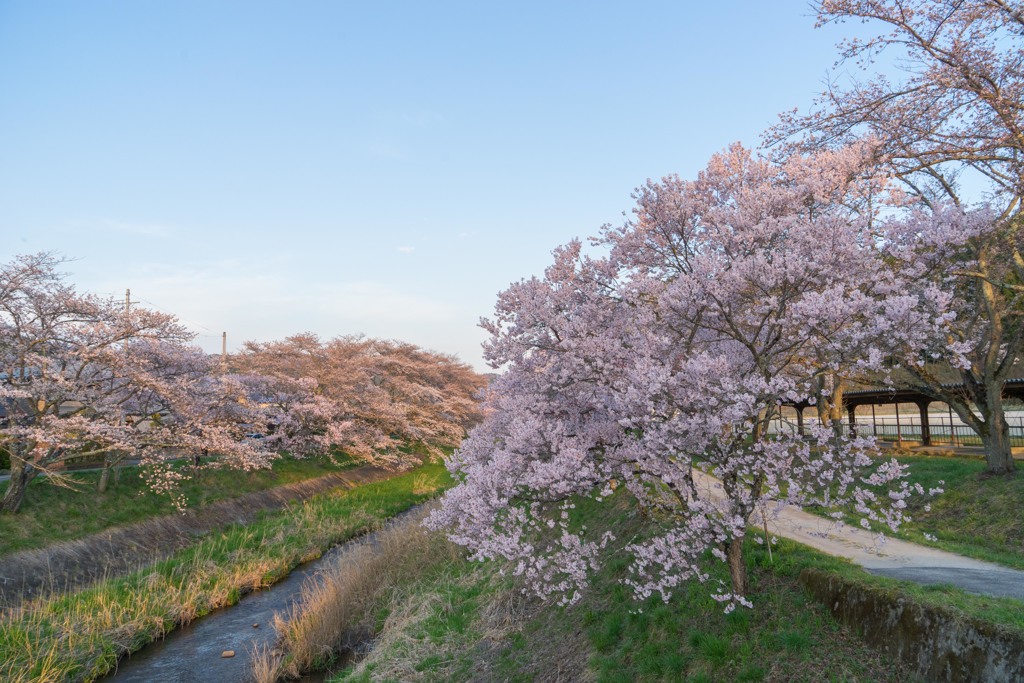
[318,496,912,682]
[0,455,357,555]
[251,503,462,682]
[0,463,449,683]
[226,491,983,683]
[254,490,1019,683]
[810,454,1024,570]
[241,454,1024,683]
[892,454,1023,569]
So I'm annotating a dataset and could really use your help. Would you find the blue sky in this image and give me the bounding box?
[0,1,855,370]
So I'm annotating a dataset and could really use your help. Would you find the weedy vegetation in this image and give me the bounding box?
[312,494,929,683]
[0,463,448,683]
[0,454,358,555]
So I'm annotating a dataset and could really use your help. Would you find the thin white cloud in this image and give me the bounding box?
[397,245,415,253]
[68,219,172,237]
[314,280,459,323]
[91,260,461,349]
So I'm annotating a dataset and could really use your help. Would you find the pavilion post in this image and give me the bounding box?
[948,403,958,447]
[895,405,903,447]
[916,400,931,446]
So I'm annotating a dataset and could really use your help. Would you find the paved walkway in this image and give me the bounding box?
[691,471,1024,601]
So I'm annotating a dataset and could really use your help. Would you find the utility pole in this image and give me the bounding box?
[124,288,131,359]
[222,331,227,367]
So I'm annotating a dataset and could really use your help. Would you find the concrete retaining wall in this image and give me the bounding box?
[800,568,1024,682]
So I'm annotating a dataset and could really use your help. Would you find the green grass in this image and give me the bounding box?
[766,534,1024,633]
[0,453,359,555]
[334,493,1023,682]
[0,462,448,683]
[810,454,1024,570]
[570,502,923,683]
[894,455,1024,568]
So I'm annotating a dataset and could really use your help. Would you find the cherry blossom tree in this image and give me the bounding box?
[230,371,345,460]
[429,145,941,609]
[877,202,1020,473]
[234,334,486,466]
[0,254,276,513]
[770,0,1024,474]
[362,338,489,459]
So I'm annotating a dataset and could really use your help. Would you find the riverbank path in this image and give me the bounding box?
[691,470,1024,601]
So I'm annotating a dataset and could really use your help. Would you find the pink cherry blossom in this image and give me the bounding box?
[429,144,938,610]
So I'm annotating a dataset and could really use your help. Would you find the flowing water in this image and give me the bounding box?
[102,508,421,683]
[104,547,336,682]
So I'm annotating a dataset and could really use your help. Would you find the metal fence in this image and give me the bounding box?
[773,413,1024,448]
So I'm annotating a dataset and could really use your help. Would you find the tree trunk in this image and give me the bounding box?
[97,461,111,493]
[97,451,123,493]
[0,455,36,514]
[926,374,1016,476]
[814,374,846,437]
[726,538,748,597]
[982,398,1016,475]
[829,380,846,432]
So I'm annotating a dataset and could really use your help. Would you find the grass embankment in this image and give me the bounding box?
[251,497,460,682]
[813,454,1024,570]
[0,455,357,555]
[0,463,449,683]
[323,496,908,682]
[892,455,1024,569]
[255,488,1022,683]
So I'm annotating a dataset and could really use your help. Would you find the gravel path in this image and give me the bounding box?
[691,471,1024,600]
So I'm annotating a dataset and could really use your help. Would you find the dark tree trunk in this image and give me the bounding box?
[923,378,1016,476]
[0,455,36,514]
[982,397,1016,475]
[97,460,111,493]
[726,538,748,597]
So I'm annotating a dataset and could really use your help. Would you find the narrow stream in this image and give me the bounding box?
[103,508,421,683]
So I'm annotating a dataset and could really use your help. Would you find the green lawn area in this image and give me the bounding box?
[0,462,448,683]
[331,492,1024,683]
[895,454,1024,567]
[810,454,1024,570]
[0,454,358,555]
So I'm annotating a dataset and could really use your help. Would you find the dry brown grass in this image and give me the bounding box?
[252,503,464,682]
[341,570,480,682]
[250,642,283,683]
[0,464,440,683]
[410,471,443,496]
[349,585,462,680]
[331,563,542,683]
